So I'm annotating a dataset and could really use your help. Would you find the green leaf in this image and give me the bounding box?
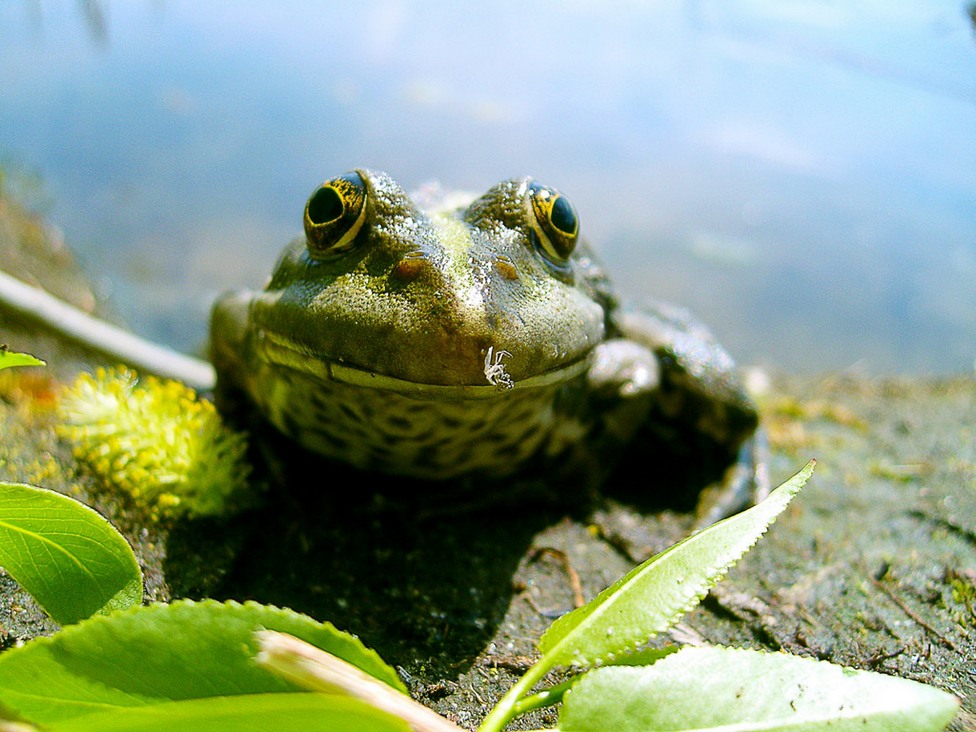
[538,461,814,668]
[0,599,406,725]
[558,645,959,731]
[0,349,45,370]
[512,646,681,718]
[0,482,143,625]
[478,462,816,732]
[41,693,410,732]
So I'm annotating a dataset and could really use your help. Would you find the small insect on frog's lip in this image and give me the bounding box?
[255,329,591,399]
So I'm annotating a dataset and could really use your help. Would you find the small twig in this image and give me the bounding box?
[484,654,535,674]
[255,631,466,732]
[865,646,906,668]
[0,268,215,390]
[868,574,958,652]
[529,546,585,608]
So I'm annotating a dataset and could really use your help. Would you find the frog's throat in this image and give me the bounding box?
[256,329,591,399]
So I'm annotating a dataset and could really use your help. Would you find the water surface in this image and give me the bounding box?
[2,1,975,373]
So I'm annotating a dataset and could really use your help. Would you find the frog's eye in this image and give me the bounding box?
[304,171,368,258]
[526,181,579,266]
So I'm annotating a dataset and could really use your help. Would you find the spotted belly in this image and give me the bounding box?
[252,363,587,481]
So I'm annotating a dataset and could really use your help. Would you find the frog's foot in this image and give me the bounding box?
[691,428,771,529]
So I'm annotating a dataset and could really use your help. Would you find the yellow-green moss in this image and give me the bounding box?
[58,367,252,520]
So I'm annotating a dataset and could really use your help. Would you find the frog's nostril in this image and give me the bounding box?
[494,255,519,281]
[392,251,430,282]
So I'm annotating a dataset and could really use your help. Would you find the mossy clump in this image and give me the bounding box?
[58,367,252,520]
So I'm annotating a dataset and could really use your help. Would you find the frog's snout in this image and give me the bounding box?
[389,249,520,287]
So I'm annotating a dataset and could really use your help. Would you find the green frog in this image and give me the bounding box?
[210,169,764,519]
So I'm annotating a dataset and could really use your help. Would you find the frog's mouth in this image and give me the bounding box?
[255,328,592,399]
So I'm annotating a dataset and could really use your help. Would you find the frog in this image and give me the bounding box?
[210,169,765,522]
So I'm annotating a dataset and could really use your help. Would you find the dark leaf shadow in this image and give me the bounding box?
[162,434,559,680]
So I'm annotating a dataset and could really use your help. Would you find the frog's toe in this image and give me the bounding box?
[587,338,660,398]
[692,428,771,529]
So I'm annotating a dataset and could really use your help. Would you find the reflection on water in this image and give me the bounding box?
[22,0,108,47]
[1,1,974,374]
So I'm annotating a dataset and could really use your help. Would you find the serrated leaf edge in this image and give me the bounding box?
[538,461,813,669]
[0,598,405,694]
[562,644,960,730]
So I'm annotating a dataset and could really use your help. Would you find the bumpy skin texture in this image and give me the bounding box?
[211,169,759,512]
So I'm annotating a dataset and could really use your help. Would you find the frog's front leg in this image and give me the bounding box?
[593,299,769,525]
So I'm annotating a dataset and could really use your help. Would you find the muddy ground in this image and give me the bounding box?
[1,191,973,730]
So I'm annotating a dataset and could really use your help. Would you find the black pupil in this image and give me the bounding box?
[307,185,344,224]
[550,196,576,234]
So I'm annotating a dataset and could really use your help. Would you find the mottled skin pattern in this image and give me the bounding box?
[211,170,761,518]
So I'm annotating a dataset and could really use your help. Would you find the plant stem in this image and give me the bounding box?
[477,656,554,732]
[512,677,575,716]
[256,631,465,732]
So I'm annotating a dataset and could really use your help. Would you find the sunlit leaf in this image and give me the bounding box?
[0,481,142,625]
[479,462,815,732]
[558,645,959,731]
[0,349,45,370]
[538,461,814,668]
[0,599,406,725]
[39,693,410,732]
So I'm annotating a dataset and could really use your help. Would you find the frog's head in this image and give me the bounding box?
[248,169,606,393]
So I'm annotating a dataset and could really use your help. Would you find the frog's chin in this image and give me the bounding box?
[255,328,590,398]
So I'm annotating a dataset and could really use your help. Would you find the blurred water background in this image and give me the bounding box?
[1,1,974,374]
